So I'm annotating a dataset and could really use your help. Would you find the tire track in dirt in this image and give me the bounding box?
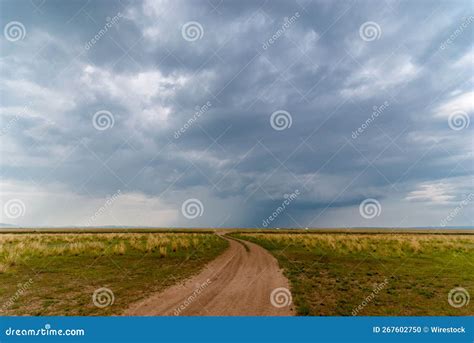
[124,234,294,316]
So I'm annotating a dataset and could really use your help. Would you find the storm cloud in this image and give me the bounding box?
[0,0,472,228]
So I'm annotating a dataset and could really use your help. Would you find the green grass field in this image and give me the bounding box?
[1,229,472,316]
[232,231,474,316]
[0,232,228,315]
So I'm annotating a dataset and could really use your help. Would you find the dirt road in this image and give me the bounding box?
[124,235,294,316]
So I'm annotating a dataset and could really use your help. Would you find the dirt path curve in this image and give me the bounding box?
[124,234,294,316]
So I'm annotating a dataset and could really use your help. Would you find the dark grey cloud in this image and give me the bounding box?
[0,0,472,228]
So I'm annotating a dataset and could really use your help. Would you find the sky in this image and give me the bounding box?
[0,0,473,228]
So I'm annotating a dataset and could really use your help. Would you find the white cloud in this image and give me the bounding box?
[80,64,189,127]
[341,55,420,99]
[406,182,457,204]
[0,180,178,227]
[2,79,76,115]
[453,49,474,69]
[80,65,187,102]
[434,91,474,117]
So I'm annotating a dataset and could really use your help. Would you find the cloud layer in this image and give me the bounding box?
[0,0,473,228]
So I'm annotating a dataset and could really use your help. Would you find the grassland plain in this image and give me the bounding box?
[0,231,228,315]
[232,231,474,316]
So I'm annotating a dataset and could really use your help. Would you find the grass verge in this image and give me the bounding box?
[232,231,474,316]
[0,232,228,315]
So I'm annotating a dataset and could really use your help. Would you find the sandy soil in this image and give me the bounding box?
[123,235,294,316]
